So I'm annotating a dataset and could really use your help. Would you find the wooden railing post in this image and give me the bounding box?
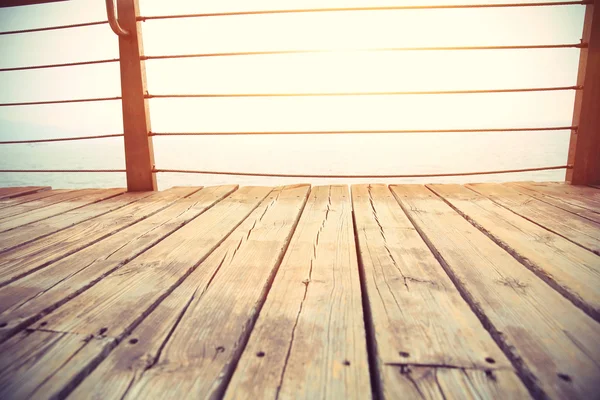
[117,0,157,191]
[566,1,600,185]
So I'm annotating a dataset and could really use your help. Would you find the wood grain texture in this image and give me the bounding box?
[506,182,600,224]
[0,191,152,254]
[70,185,309,400]
[0,329,115,400]
[0,186,237,343]
[0,187,270,399]
[0,186,50,200]
[0,188,125,232]
[467,183,600,255]
[0,187,196,286]
[517,182,600,213]
[0,189,72,211]
[32,186,272,336]
[391,185,600,399]
[0,189,79,220]
[350,184,529,399]
[226,185,371,400]
[429,184,600,321]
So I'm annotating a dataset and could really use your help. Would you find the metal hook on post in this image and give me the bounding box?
[105,0,129,36]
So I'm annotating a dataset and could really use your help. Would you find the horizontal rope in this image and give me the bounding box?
[0,21,108,36]
[153,165,571,178]
[146,86,579,99]
[0,96,122,107]
[0,169,125,173]
[0,58,119,73]
[150,126,576,136]
[142,43,585,61]
[138,1,588,21]
[0,134,124,145]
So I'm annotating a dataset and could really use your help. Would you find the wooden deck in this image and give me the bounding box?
[0,182,598,399]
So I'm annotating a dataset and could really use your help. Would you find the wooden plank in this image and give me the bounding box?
[118,0,156,191]
[0,187,199,286]
[0,186,50,200]
[566,3,600,185]
[0,185,237,342]
[516,182,600,213]
[0,187,272,399]
[468,183,600,255]
[0,189,69,210]
[0,330,115,400]
[429,184,600,322]
[0,189,125,233]
[0,191,153,254]
[225,185,371,400]
[506,182,600,224]
[346,184,529,398]
[390,184,600,399]
[69,185,309,400]
[0,189,101,221]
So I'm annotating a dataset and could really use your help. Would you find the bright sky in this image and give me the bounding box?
[0,0,586,185]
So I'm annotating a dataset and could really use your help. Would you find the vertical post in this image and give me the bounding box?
[117,0,157,191]
[566,1,600,185]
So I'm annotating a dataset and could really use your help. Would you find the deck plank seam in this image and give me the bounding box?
[350,189,385,400]
[427,185,600,323]
[510,184,600,223]
[390,185,544,399]
[210,186,310,399]
[0,191,201,288]
[464,184,600,256]
[274,186,324,400]
[0,189,126,234]
[516,184,600,215]
[0,188,236,344]
[53,187,274,398]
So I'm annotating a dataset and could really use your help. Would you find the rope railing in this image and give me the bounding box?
[0,165,571,177]
[0,134,124,145]
[145,86,580,99]
[0,169,126,173]
[141,43,586,61]
[137,1,588,21]
[0,21,108,36]
[0,96,122,107]
[150,126,576,136]
[0,58,120,73]
[152,165,572,178]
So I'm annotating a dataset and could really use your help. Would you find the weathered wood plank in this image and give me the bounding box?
[0,190,79,220]
[69,185,309,400]
[0,189,69,210]
[429,184,600,321]
[0,329,115,400]
[0,187,198,285]
[516,182,600,213]
[0,186,50,200]
[468,183,600,255]
[390,185,600,399]
[225,185,370,400]
[0,191,152,254]
[0,187,271,399]
[348,184,529,399]
[0,189,125,233]
[506,182,600,224]
[0,185,237,342]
